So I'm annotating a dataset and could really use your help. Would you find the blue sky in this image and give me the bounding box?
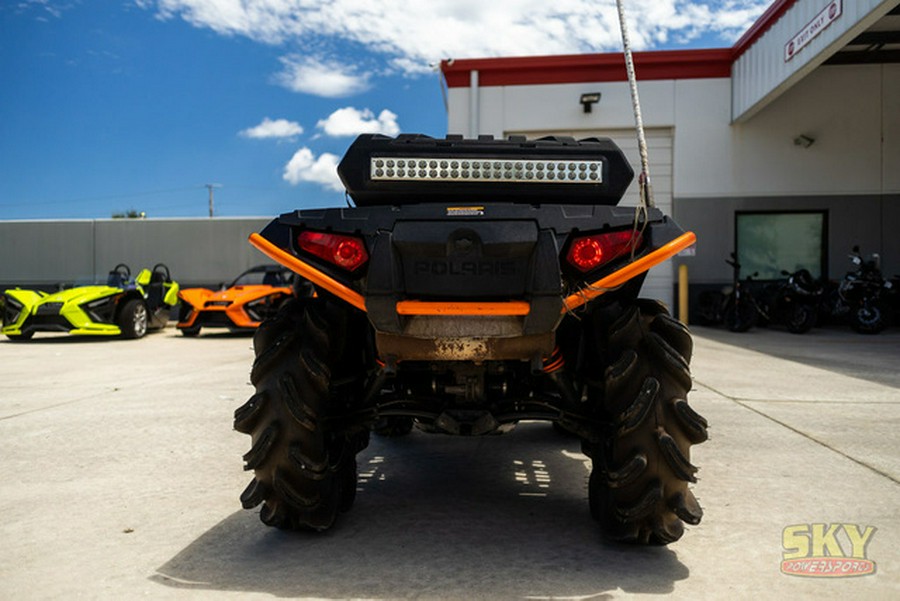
[0,0,772,220]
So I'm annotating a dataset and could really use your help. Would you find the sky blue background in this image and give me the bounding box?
[0,1,767,220]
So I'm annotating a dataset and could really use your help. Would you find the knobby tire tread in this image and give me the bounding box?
[588,301,708,545]
[235,299,362,532]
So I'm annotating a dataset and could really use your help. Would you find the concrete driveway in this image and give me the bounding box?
[0,324,897,599]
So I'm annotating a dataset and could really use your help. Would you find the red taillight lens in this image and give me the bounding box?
[297,231,369,272]
[565,230,642,272]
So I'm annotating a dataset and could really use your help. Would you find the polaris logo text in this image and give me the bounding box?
[413,260,516,277]
[781,523,876,577]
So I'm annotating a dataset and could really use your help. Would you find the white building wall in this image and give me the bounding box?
[732,0,898,121]
[883,63,900,192]
[447,80,676,138]
[671,78,735,198]
[677,65,894,197]
[450,63,897,199]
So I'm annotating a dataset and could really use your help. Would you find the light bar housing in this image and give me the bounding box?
[338,134,634,207]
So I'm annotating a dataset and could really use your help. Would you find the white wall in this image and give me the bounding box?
[450,63,898,199]
[676,65,894,197]
[883,63,900,192]
[447,80,676,138]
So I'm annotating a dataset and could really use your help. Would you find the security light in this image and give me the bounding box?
[580,92,602,113]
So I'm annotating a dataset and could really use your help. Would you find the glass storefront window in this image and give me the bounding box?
[735,211,827,280]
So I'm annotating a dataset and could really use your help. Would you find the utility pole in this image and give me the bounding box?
[205,183,221,217]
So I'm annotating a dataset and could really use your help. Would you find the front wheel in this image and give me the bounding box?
[785,303,817,334]
[180,325,201,337]
[118,300,148,339]
[851,301,886,334]
[5,331,34,341]
[724,297,757,332]
[585,300,708,545]
[234,299,365,531]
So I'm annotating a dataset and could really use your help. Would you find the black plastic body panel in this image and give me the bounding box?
[259,202,686,339]
[392,220,537,298]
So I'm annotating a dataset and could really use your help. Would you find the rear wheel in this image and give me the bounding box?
[585,300,708,545]
[235,298,366,531]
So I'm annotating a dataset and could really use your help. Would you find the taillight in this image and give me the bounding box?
[565,230,642,272]
[297,231,369,272]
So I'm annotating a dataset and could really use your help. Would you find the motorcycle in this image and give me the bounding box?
[755,269,822,334]
[695,256,824,334]
[823,246,892,334]
[695,253,760,332]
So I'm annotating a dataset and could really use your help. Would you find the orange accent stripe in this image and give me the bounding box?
[249,232,367,312]
[562,231,697,313]
[396,300,530,316]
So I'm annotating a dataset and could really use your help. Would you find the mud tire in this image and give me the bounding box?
[234,298,364,531]
[586,299,708,545]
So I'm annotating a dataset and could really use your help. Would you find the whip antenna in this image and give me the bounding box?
[615,0,655,209]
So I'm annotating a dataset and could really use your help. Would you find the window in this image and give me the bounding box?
[735,211,827,280]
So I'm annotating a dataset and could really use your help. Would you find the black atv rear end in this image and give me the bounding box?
[236,134,706,544]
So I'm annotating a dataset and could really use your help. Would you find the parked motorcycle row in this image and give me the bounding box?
[695,247,897,335]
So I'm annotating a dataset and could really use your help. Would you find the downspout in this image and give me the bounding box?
[469,69,479,138]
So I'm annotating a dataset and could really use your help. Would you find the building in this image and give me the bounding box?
[440,0,900,309]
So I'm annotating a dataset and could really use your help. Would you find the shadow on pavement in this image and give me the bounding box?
[153,423,689,599]
[692,324,900,389]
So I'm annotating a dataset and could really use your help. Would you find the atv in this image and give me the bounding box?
[2,263,179,340]
[236,133,707,544]
[177,264,296,336]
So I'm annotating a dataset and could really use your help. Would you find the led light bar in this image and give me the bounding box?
[338,134,634,206]
[370,157,603,184]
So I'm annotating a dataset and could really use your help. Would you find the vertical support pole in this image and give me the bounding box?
[678,263,689,325]
[469,69,479,138]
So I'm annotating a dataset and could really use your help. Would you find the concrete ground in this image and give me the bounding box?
[0,323,898,600]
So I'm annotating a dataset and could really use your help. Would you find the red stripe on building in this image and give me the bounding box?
[441,49,734,88]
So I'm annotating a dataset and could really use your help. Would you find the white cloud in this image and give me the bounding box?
[239,117,303,140]
[144,1,772,74]
[317,107,400,138]
[283,147,343,191]
[274,55,370,97]
[12,0,67,19]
